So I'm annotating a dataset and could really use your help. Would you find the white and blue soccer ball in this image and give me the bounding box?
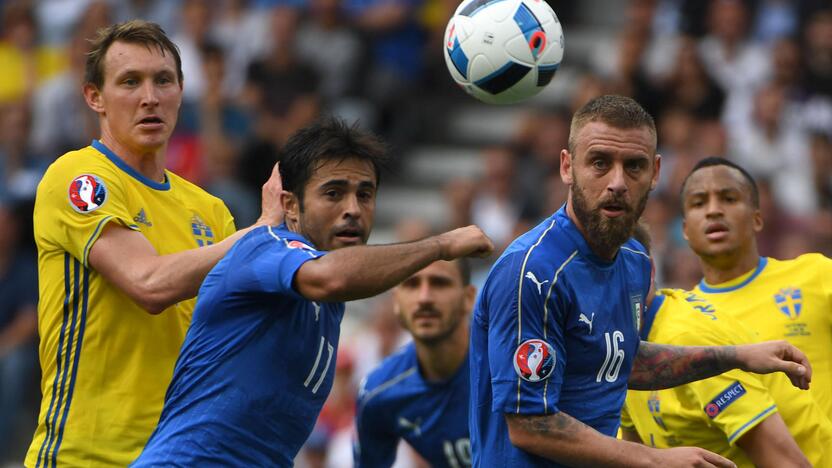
[443,0,565,104]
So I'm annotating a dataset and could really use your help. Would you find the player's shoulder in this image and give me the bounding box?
[620,238,650,258]
[41,145,118,184]
[165,170,223,205]
[779,253,832,271]
[493,216,577,278]
[358,343,419,408]
[654,288,744,344]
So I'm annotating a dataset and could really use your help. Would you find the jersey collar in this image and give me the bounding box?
[698,257,768,293]
[91,139,171,191]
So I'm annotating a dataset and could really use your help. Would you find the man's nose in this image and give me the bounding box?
[606,164,627,196]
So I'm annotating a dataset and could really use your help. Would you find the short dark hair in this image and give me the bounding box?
[85,20,183,89]
[680,157,760,212]
[454,257,472,286]
[568,95,657,155]
[279,118,388,207]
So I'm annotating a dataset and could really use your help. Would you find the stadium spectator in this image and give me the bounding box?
[0,101,44,202]
[729,83,816,216]
[659,35,725,121]
[0,202,38,461]
[803,8,832,98]
[245,4,321,147]
[25,20,282,466]
[297,0,364,101]
[0,2,66,104]
[29,22,99,159]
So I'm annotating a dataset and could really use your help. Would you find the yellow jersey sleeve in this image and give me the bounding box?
[666,330,776,445]
[34,148,139,266]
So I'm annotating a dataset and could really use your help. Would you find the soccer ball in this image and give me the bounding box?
[443,0,565,105]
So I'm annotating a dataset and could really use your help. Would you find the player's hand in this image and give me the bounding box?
[655,447,736,468]
[736,340,812,390]
[436,225,494,259]
[257,162,285,226]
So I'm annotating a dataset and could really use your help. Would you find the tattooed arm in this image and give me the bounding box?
[504,412,735,467]
[628,340,812,391]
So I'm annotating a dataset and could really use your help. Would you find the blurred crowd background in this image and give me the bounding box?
[1,0,831,465]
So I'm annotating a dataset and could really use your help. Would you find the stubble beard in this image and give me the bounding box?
[570,181,649,259]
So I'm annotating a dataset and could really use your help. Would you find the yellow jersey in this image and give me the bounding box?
[694,256,832,419]
[26,140,235,467]
[621,289,832,468]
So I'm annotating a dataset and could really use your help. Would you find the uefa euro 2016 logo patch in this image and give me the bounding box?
[287,240,314,251]
[68,174,107,213]
[513,339,555,382]
[704,381,747,418]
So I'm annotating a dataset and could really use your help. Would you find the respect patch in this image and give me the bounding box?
[704,381,747,418]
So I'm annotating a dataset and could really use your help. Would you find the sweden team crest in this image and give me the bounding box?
[774,288,802,320]
[513,338,555,382]
[68,174,107,213]
[191,214,215,247]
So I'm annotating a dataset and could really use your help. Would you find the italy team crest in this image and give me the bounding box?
[513,338,555,382]
[631,294,643,332]
[68,174,107,213]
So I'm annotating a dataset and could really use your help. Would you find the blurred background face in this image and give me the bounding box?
[565,121,658,255]
[394,260,473,345]
[296,158,377,251]
[682,165,762,261]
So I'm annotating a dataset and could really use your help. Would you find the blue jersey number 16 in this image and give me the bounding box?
[596,331,625,383]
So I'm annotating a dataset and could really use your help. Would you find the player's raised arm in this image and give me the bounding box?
[627,340,811,391]
[504,412,736,468]
[88,163,284,314]
[294,225,492,302]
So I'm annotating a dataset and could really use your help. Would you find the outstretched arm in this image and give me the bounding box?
[505,412,735,467]
[628,341,811,390]
[295,225,493,302]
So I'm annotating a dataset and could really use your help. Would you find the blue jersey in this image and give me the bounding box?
[354,343,471,468]
[469,206,650,466]
[133,225,344,467]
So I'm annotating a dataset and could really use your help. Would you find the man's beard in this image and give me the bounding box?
[570,181,649,259]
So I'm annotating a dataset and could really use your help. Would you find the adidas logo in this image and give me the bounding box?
[133,208,152,227]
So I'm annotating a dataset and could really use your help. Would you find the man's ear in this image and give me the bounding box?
[83,83,105,114]
[560,149,573,185]
[281,191,299,225]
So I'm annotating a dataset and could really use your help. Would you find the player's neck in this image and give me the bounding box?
[414,326,469,382]
[700,248,761,286]
[99,134,167,183]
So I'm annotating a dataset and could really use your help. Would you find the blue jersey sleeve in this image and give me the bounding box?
[354,384,399,467]
[484,252,567,416]
[228,227,326,300]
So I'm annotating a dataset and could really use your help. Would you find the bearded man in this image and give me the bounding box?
[468,95,814,468]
